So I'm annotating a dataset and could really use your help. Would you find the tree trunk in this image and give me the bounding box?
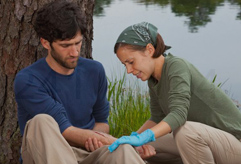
[0,0,94,163]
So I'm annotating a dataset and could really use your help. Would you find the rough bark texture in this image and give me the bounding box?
[0,0,94,163]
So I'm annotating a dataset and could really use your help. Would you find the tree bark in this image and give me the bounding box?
[0,0,94,163]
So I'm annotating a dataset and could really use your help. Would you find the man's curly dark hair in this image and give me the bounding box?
[34,0,87,43]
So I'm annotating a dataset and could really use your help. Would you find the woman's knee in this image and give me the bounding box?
[173,121,199,144]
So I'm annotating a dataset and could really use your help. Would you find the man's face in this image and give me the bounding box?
[49,31,83,71]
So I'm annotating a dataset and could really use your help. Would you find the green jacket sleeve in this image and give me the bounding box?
[162,59,191,130]
[149,86,166,123]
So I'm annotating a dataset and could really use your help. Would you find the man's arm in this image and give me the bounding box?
[93,122,109,133]
[86,123,117,152]
[62,125,115,148]
[14,72,72,135]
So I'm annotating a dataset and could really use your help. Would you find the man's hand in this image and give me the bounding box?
[63,126,116,149]
[135,145,156,160]
[108,129,155,152]
[85,131,117,152]
[85,137,103,152]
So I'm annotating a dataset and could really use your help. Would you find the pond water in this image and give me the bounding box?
[92,0,241,104]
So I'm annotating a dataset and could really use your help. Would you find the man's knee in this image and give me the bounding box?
[29,114,57,129]
[110,144,145,163]
[113,144,138,156]
[117,144,135,152]
[24,114,59,141]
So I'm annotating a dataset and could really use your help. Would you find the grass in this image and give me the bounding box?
[212,74,229,88]
[107,73,150,138]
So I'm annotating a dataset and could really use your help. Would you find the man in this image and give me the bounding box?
[14,1,147,163]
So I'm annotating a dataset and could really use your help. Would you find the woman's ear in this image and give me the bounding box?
[40,38,51,50]
[146,43,155,57]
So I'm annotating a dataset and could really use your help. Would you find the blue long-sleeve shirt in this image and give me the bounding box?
[14,57,109,135]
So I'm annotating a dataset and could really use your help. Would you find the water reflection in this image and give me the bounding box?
[94,0,112,17]
[93,0,241,104]
[95,0,241,32]
[228,0,241,19]
[170,0,224,32]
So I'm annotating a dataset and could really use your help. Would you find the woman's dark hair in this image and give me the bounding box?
[34,0,87,43]
[114,33,167,58]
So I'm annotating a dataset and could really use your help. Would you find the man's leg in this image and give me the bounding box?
[72,144,147,164]
[174,121,241,164]
[21,114,78,164]
[146,133,183,164]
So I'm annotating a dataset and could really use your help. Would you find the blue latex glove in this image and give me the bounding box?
[108,129,155,152]
[130,132,139,136]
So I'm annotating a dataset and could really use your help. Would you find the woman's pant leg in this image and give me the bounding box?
[146,133,183,164]
[174,121,241,164]
[21,114,78,164]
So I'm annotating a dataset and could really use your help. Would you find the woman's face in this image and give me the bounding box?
[116,45,155,81]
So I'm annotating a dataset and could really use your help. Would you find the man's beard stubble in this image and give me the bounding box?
[50,48,79,69]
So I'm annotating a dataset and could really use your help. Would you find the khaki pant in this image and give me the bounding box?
[21,114,146,164]
[147,121,241,164]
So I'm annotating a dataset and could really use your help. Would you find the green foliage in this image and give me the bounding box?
[212,74,222,87]
[212,74,229,88]
[107,74,150,138]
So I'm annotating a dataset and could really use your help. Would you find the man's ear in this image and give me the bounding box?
[146,43,155,57]
[40,38,51,50]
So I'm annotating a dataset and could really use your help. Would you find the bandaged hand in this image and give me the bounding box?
[108,129,155,152]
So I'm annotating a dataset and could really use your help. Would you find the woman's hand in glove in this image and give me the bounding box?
[108,129,155,152]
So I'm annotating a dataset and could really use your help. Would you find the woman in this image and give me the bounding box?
[108,22,241,164]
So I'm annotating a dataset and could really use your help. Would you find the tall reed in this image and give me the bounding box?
[107,74,150,138]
